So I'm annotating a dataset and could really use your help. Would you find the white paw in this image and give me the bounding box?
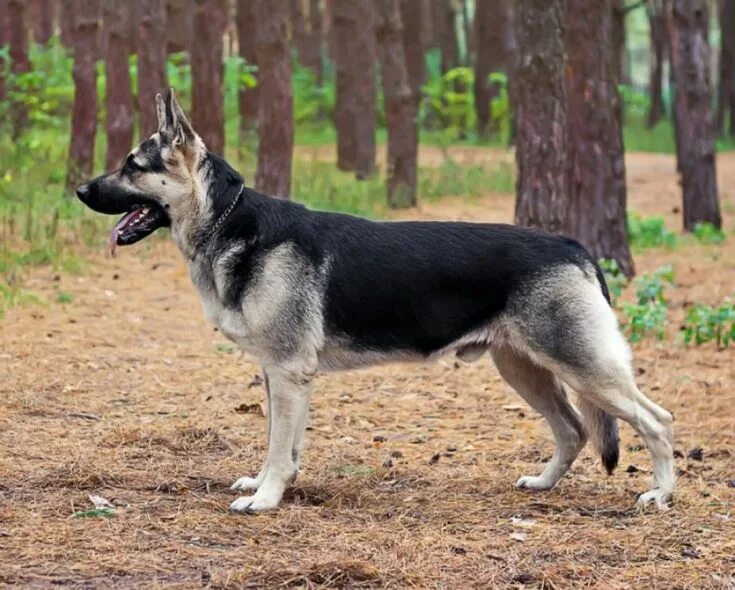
[515,475,556,491]
[637,488,672,511]
[230,476,262,492]
[229,492,281,513]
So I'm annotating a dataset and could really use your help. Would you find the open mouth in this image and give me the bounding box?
[109,205,169,256]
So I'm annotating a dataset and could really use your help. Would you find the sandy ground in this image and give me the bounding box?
[1,150,734,589]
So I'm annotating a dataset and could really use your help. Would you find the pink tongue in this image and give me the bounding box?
[108,209,140,257]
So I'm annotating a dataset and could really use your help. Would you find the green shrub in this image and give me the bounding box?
[622,266,675,343]
[683,302,735,348]
[692,222,726,245]
[627,214,678,249]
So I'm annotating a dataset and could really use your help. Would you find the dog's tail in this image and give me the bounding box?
[578,397,619,474]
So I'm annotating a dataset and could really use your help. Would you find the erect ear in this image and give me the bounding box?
[166,88,199,150]
[155,93,168,133]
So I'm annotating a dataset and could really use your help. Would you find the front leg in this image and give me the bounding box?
[231,374,273,492]
[230,362,313,513]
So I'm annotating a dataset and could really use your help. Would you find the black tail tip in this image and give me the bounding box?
[602,447,620,475]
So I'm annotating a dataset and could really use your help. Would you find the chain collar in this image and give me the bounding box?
[200,183,244,251]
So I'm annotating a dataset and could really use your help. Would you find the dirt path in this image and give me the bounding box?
[1,152,734,588]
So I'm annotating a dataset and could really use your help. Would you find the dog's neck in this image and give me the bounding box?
[172,153,248,260]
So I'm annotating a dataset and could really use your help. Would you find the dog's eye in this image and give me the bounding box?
[124,156,146,174]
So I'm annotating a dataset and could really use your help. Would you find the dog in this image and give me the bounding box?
[76,90,675,513]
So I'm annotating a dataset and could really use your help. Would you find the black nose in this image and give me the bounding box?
[76,184,90,201]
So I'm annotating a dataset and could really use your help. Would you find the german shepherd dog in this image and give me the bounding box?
[76,90,675,513]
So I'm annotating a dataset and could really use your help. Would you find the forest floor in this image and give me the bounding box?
[1,150,734,589]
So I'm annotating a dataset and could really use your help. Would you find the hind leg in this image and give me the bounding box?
[491,347,587,490]
[561,365,675,509]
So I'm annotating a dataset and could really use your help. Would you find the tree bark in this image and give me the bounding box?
[514,0,568,233]
[611,0,628,84]
[136,0,167,136]
[255,0,293,198]
[332,0,357,170]
[191,0,226,155]
[353,0,376,179]
[66,0,99,192]
[647,0,667,128]
[474,0,506,138]
[31,0,55,45]
[236,0,259,132]
[0,0,7,104]
[716,0,735,135]
[436,0,459,74]
[565,0,634,276]
[306,0,323,83]
[377,0,418,208]
[8,0,31,139]
[670,0,721,230]
[103,0,134,171]
[400,0,426,108]
[59,0,74,47]
[165,0,192,54]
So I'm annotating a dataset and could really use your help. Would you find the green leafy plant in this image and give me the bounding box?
[627,214,678,249]
[598,258,628,306]
[683,301,735,348]
[421,66,475,141]
[622,266,675,343]
[692,222,726,245]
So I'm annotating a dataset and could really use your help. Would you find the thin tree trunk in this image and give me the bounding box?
[305,0,323,84]
[716,0,735,135]
[436,0,459,74]
[461,0,473,64]
[514,0,568,233]
[565,0,634,276]
[165,0,192,54]
[8,0,31,139]
[377,0,417,208]
[670,0,721,230]
[647,0,667,128]
[136,0,167,136]
[66,0,99,192]
[60,0,74,47]
[255,0,293,198]
[0,0,7,104]
[236,0,259,132]
[400,0,426,109]
[332,0,358,170]
[291,0,308,62]
[504,0,519,146]
[191,0,226,155]
[353,1,376,179]
[31,0,55,44]
[474,0,506,138]
[103,0,133,170]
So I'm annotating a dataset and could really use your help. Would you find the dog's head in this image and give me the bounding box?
[76,89,208,255]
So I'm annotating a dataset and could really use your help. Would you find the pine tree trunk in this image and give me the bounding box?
[377,0,417,208]
[103,0,133,171]
[400,0,426,108]
[716,0,735,135]
[66,0,99,192]
[670,0,721,230]
[236,0,259,132]
[291,0,308,63]
[31,0,55,45]
[136,0,167,136]
[647,0,667,128]
[436,0,459,74]
[255,0,293,198]
[611,0,627,84]
[565,0,634,276]
[474,0,506,138]
[8,0,31,139]
[514,0,568,233]
[165,0,192,54]
[59,0,74,47]
[305,0,323,84]
[353,0,376,179]
[332,0,358,170]
[191,0,226,155]
[0,0,7,104]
